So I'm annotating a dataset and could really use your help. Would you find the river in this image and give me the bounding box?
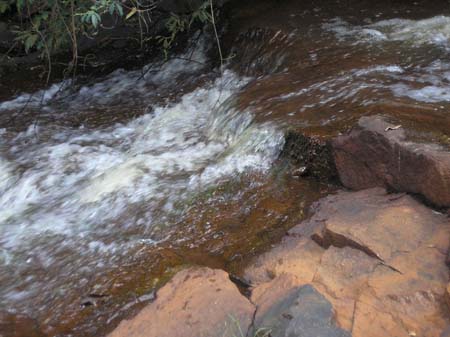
[0,0,449,335]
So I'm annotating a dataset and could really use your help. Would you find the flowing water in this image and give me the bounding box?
[1,0,450,336]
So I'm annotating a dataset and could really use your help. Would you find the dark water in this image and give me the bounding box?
[0,0,450,336]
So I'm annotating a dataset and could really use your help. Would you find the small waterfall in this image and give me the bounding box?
[1,4,450,335]
[0,61,283,316]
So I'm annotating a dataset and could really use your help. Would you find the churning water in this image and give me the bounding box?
[1,3,450,335]
[0,47,284,322]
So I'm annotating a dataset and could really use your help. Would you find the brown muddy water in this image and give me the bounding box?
[1,0,450,336]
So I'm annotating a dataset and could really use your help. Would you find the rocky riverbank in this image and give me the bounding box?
[107,116,450,337]
[1,0,450,335]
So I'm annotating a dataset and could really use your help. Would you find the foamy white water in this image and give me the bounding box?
[1,12,449,330]
[324,15,450,49]
[0,61,283,311]
[0,38,207,112]
[318,16,450,104]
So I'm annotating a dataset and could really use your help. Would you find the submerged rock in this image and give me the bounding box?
[332,116,450,207]
[108,267,255,337]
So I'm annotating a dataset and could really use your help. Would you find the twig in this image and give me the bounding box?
[209,0,223,71]
[70,0,78,78]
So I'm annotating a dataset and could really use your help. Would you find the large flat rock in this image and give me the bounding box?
[312,246,379,330]
[244,236,325,285]
[108,267,255,337]
[108,189,449,337]
[247,188,450,337]
[307,188,449,266]
[332,116,450,207]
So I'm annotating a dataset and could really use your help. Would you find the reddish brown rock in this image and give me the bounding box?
[108,189,449,337]
[244,236,324,285]
[315,247,378,299]
[298,188,449,267]
[312,246,379,330]
[320,243,448,337]
[351,297,410,337]
[250,273,303,327]
[361,255,448,337]
[247,188,449,337]
[332,116,450,207]
[108,267,255,337]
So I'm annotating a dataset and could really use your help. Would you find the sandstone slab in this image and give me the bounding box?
[332,116,450,207]
[108,267,255,337]
[297,188,449,267]
[244,236,324,285]
[248,188,449,337]
[312,246,379,330]
[109,188,449,337]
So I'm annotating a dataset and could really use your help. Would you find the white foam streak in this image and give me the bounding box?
[0,39,207,113]
[324,16,450,49]
[0,67,283,307]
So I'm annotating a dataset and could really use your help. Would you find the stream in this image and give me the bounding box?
[1,0,450,336]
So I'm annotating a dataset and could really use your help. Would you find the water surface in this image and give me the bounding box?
[1,0,450,335]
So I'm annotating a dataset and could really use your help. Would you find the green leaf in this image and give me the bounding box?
[16,0,24,10]
[115,3,123,16]
[0,1,9,13]
[24,33,38,53]
[91,12,101,28]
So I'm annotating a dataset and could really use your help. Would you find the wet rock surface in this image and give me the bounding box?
[108,188,449,337]
[333,116,450,208]
[302,187,448,262]
[108,267,255,337]
[248,188,449,337]
[244,236,324,285]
